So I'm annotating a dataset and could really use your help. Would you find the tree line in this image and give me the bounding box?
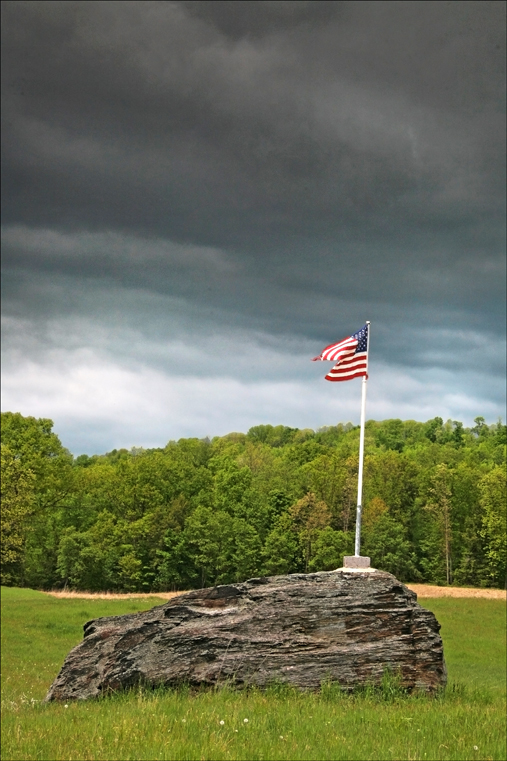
[1,411,505,591]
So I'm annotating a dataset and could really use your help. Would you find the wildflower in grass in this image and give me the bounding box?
[220,720,225,725]
[64,704,69,708]
[243,718,249,723]
[474,747,479,751]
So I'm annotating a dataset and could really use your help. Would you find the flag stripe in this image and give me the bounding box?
[325,352,368,381]
[326,361,368,376]
[324,346,357,362]
[324,370,368,382]
[330,353,367,368]
[312,336,357,361]
[327,368,368,380]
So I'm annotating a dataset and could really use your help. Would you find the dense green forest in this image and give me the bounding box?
[1,411,505,591]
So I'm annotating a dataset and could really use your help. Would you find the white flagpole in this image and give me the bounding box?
[354,321,370,557]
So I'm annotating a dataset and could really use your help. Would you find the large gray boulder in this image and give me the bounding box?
[45,571,446,701]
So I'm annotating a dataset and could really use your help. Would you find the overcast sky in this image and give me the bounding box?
[2,1,506,455]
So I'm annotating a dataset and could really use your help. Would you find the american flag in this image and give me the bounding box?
[312,324,369,382]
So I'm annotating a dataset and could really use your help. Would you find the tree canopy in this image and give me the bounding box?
[1,413,505,590]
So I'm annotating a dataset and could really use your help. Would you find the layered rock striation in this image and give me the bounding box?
[45,570,446,701]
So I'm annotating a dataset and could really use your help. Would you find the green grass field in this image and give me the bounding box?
[1,587,505,761]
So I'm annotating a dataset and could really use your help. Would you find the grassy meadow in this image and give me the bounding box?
[1,586,505,761]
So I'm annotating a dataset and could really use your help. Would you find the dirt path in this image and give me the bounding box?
[44,590,183,601]
[406,584,505,599]
[44,584,506,601]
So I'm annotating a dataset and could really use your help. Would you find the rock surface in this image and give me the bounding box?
[45,571,446,701]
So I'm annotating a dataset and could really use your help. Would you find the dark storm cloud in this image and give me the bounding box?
[3,1,504,242]
[180,1,341,40]
[1,1,506,448]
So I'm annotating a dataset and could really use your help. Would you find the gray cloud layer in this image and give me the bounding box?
[1,1,505,452]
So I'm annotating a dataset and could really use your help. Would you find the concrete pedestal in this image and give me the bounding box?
[343,555,371,569]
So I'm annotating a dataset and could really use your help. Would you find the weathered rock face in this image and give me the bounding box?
[45,571,446,701]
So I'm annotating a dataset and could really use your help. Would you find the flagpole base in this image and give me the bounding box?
[343,555,371,569]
